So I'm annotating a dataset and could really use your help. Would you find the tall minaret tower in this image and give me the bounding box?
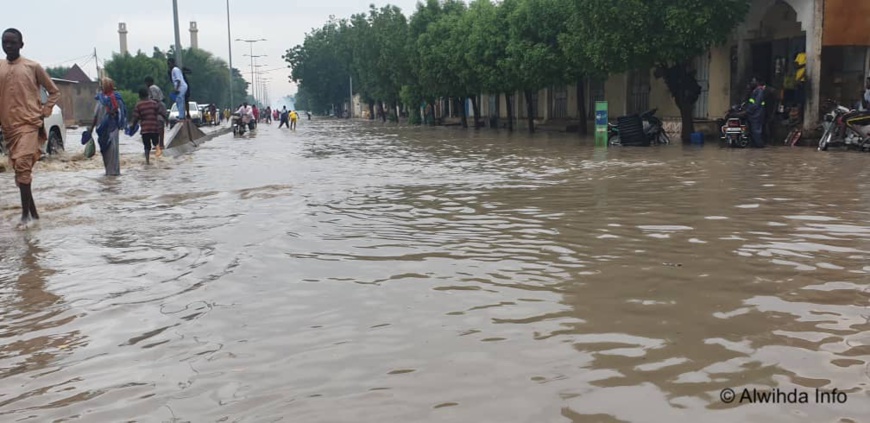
[118,23,129,55]
[189,21,199,50]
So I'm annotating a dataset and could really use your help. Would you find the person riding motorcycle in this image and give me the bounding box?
[235,102,254,125]
[745,77,767,148]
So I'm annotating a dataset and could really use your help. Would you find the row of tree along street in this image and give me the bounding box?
[48,47,253,114]
[284,0,750,141]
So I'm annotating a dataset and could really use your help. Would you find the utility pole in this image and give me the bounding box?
[226,0,234,109]
[349,75,353,118]
[172,0,183,67]
[93,47,101,80]
[236,38,266,104]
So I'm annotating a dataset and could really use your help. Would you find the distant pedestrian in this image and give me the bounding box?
[0,28,60,226]
[144,76,166,155]
[289,110,298,129]
[89,77,126,176]
[278,106,289,128]
[264,106,272,124]
[307,111,311,120]
[129,88,167,165]
[167,57,188,121]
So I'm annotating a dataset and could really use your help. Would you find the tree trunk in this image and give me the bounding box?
[368,102,375,120]
[506,92,514,132]
[678,102,695,143]
[657,62,701,143]
[576,78,588,135]
[379,101,386,123]
[489,94,501,128]
[459,97,468,128]
[524,90,535,134]
[470,95,481,129]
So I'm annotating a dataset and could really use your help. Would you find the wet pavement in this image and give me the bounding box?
[1,120,869,422]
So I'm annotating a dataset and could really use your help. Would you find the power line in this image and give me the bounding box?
[45,53,95,68]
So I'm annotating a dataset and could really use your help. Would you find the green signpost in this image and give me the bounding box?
[595,101,608,147]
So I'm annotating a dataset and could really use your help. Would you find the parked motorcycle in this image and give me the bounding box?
[608,109,669,146]
[818,100,870,151]
[718,103,751,148]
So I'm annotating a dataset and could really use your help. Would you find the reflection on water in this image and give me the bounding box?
[1,121,868,421]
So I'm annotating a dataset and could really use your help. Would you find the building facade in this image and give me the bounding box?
[463,0,868,136]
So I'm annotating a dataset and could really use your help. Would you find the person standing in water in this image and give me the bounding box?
[89,78,126,176]
[289,110,298,130]
[0,28,60,226]
[129,88,167,165]
[144,76,166,156]
[167,57,188,121]
[278,106,289,129]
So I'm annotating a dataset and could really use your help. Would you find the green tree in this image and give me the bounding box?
[368,5,413,120]
[46,66,70,79]
[105,47,249,110]
[504,0,570,133]
[415,1,470,126]
[119,90,139,114]
[104,50,167,94]
[285,18,352,115]
[409,0,468,124]
[573,0,750,141]
[465,0,515,130]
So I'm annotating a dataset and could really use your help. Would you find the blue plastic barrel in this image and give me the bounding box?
[690,132,704,144]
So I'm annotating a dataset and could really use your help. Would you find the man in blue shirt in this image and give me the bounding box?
[745,77,767,148]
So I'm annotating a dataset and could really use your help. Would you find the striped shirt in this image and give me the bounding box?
[132,99,165,134]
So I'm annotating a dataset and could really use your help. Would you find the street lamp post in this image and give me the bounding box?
[254,63,268,105]
[245,55,267,105]
[172,0,183,66]
[236,38,266,104]
[226,0,233,109]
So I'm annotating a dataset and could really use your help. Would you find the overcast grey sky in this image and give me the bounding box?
[11,0,420,106]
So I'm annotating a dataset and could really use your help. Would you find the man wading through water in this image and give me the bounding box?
[0,28,60,227]
[145,76,166,156]
[129,88,168,165]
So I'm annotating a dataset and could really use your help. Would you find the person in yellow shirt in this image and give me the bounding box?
[289,110,298,130]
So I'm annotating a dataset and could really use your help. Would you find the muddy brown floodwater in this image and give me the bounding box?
[1,120,868,422]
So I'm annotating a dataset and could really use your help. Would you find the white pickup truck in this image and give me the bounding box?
[0,87,66,157]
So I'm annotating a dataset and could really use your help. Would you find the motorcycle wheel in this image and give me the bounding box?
[657,132,670,145]
[728,135,748,148]
[609,135,621,146]
[818,132,831,151]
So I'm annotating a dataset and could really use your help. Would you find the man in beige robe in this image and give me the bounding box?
[0,28,59,225]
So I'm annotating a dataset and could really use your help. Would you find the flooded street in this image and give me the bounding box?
[1,120,868,422]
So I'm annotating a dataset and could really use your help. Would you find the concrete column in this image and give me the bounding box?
[803,0,823,130]
[189,22,199,50]
[118,23,128,55]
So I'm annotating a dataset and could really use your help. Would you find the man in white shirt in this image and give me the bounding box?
[167,57,188,120]
[235,102,254,129]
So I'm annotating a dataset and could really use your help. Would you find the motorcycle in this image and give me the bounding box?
[818,100,870,151]
[718,103,751,148]
[232,113,246,136]
[608,109,669,146]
